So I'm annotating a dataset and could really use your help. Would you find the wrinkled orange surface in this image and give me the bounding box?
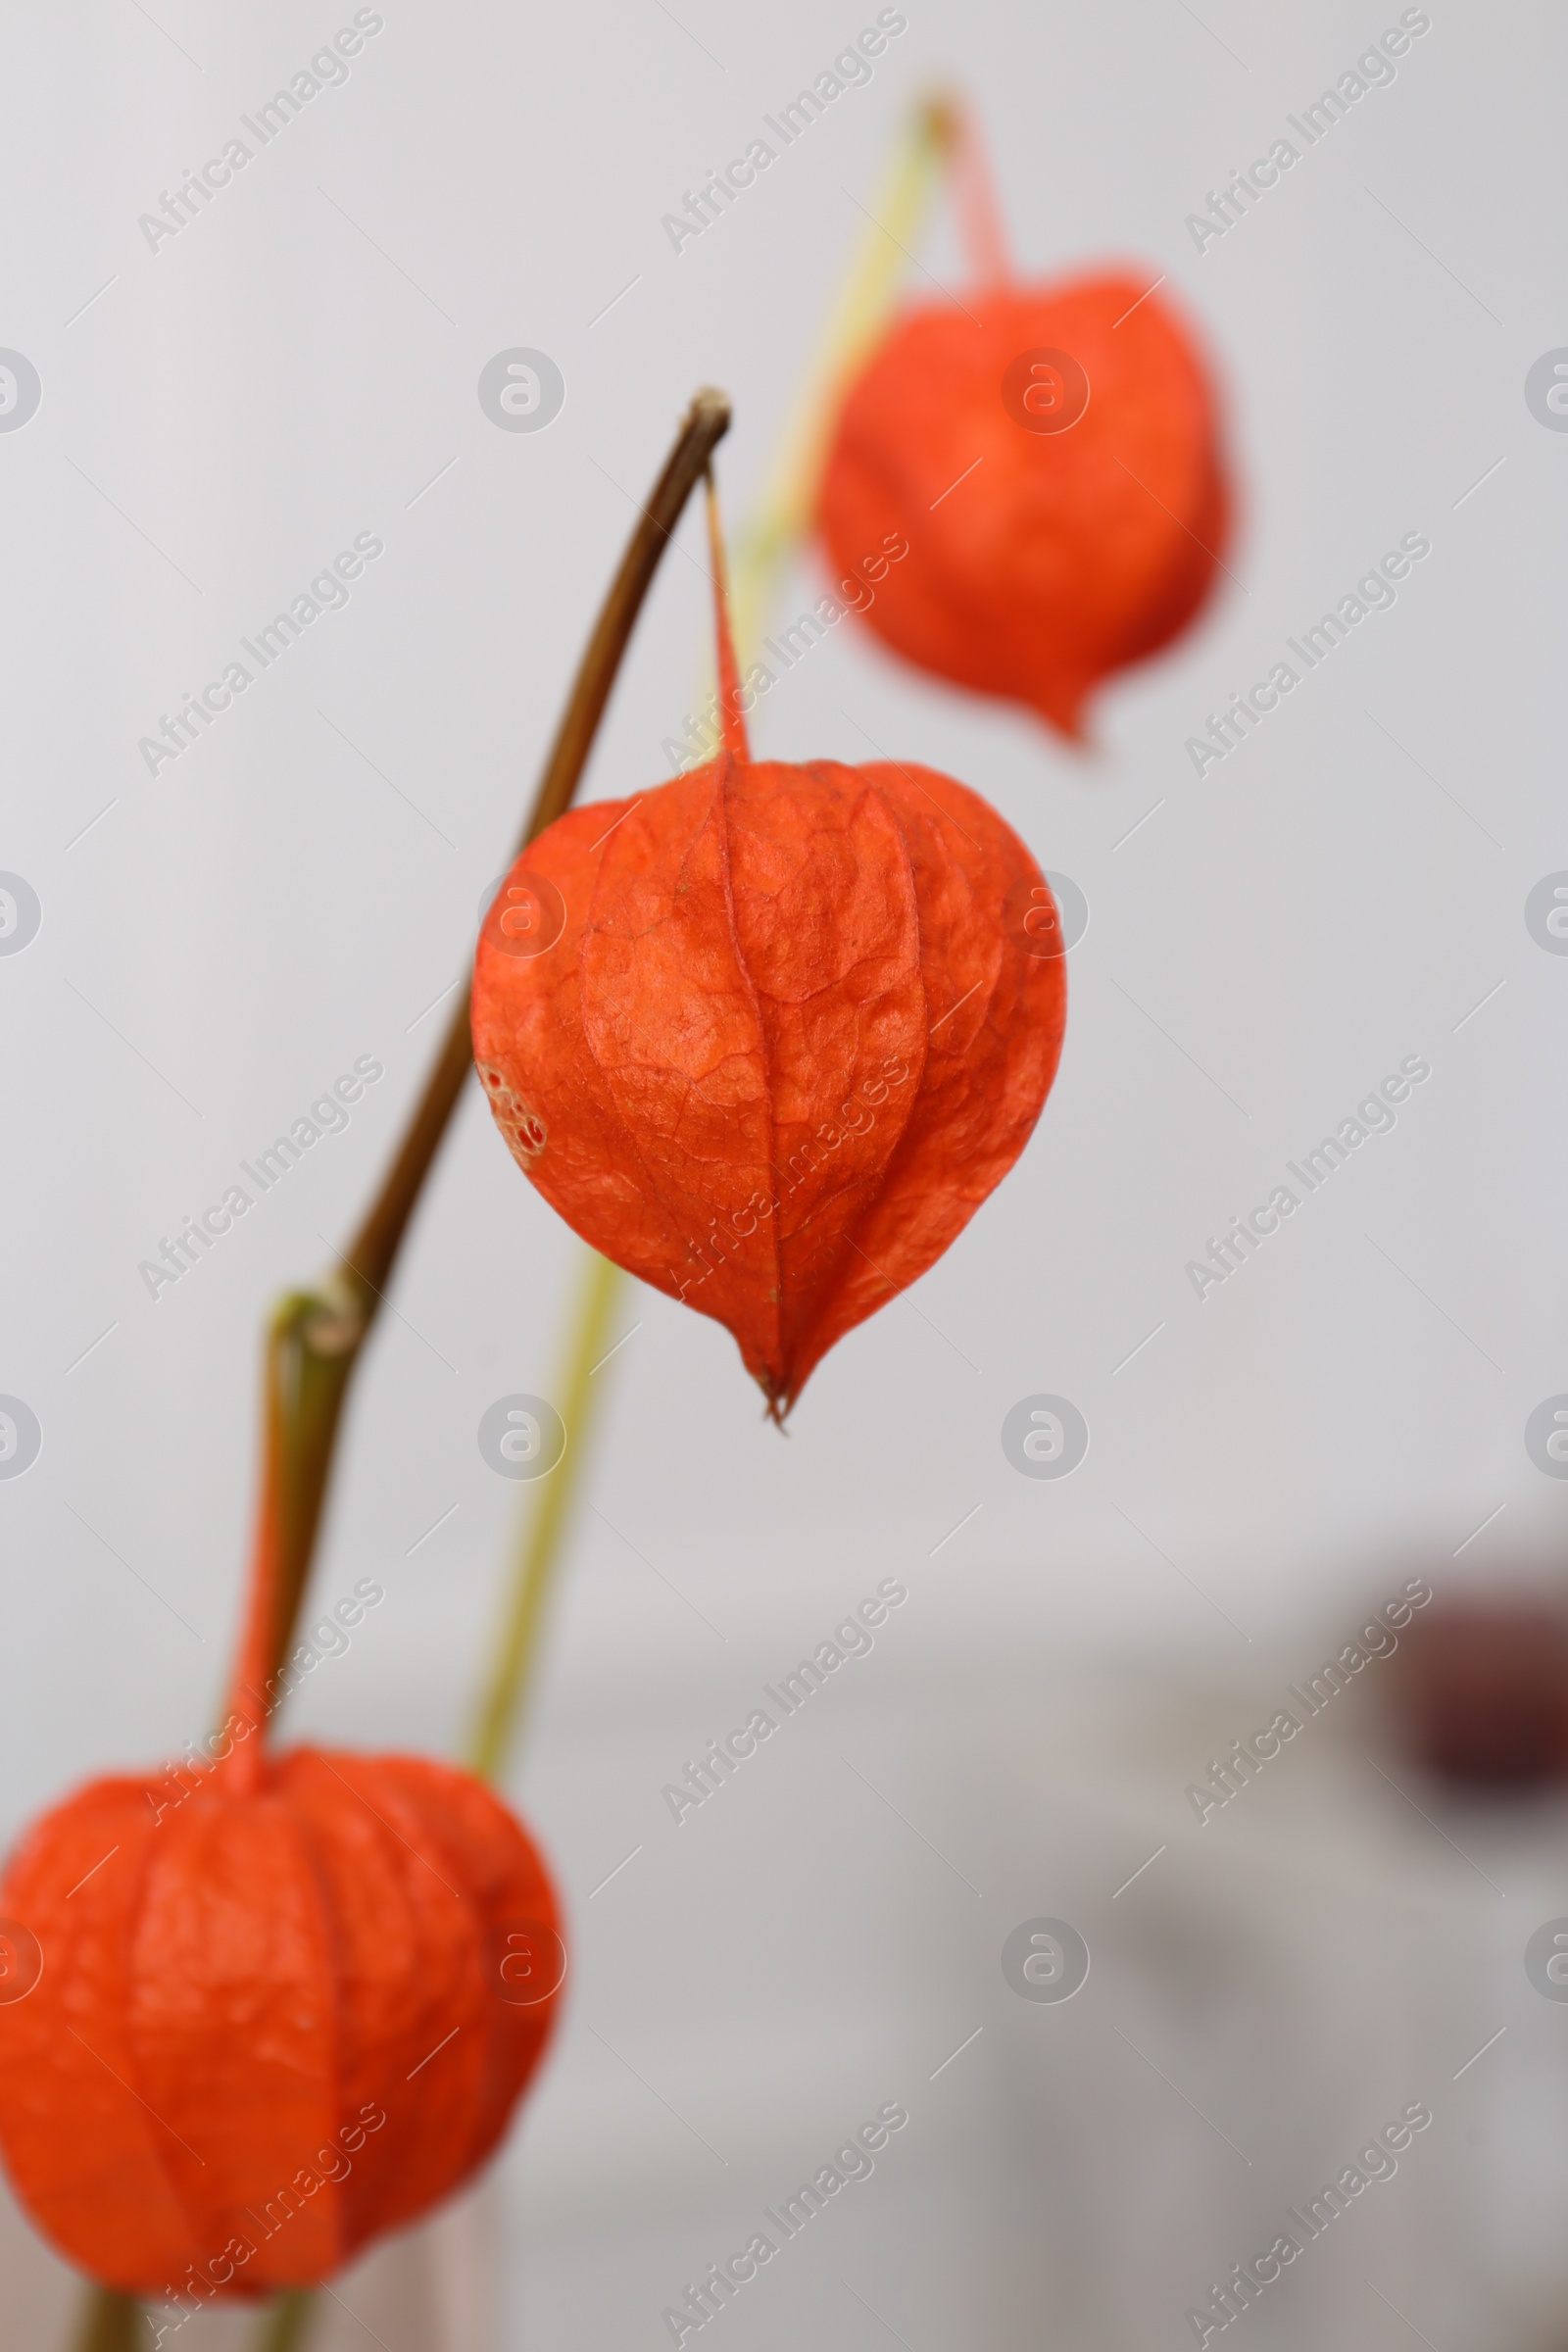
[473,753,1065,1412]
[816,272,1232,738]
[0,1748,561,2296]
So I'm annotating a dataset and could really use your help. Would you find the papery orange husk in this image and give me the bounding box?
[472,488,1065,1415]
[0,1750,561,2298]
[815,161,1233,740]
[0,1472,564,2300]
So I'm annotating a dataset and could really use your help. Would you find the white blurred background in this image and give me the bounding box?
[2,0,1567,2343]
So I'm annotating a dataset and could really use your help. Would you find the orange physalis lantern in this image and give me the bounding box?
[815,109,1233,740]
[472,484,1065,1416]
[0,1484,562,2302]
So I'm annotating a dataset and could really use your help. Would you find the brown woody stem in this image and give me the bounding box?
[239,386,732,1697]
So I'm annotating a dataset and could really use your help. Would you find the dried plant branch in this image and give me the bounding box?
[250,386,731,1689]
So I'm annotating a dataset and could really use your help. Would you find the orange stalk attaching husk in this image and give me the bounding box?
[947,95,1010,287]
[705,471,752,761]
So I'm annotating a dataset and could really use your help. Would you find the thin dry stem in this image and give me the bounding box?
[249,388,732,1691]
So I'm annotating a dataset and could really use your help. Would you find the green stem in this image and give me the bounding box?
[254,2289,317,2350]
[468,1250,622,1781]
[728,92,950,662]
[72,2288,139,2352]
